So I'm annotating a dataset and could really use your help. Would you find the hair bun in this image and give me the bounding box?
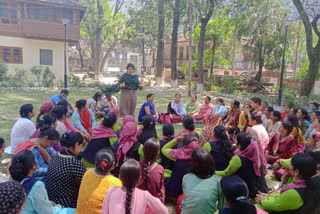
[39,124,51,132]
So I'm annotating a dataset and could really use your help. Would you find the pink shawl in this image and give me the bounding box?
[108,108,120,120]
[91,125,117,140]
[120,115,135,135]
[193,103,214,123]
[169,141,199,160]
[174,129,197,138]
[235,140,263,176]
[116,122,137,163]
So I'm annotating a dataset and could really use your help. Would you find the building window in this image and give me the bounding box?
[53,8,60,22]
[11,3,17,24]
[129,55,138,66]
[0,2,9,24]
[40,49,53,65]
[72,10,77,24]
[24,4,32,19]
[0,46,23,64]
[62,8,68,19]
[43,8,50,21]
[33,4,40,20]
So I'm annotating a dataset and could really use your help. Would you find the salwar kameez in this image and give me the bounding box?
[120,89,137,117]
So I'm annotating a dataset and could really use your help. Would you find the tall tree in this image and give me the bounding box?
[156,0,165,85]
[194,0,215,92]
[293,0,320,96]
[171,0,181,87]
[80,0,128,80]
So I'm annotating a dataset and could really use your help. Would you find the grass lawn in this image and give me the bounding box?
[0,88,204,148]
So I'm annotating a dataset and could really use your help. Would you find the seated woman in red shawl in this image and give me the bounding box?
[265,122,298,165]
[193,96,214,124]
[72,99,96,135]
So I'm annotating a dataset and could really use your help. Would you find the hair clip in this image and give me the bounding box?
[101,160,108,168]
[235,196,247,201]
[40,118,45,121]
[104,115,109,119]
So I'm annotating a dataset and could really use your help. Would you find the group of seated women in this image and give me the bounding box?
[1,93,320,214]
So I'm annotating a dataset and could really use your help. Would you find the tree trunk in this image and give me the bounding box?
[171,0,180,88]
[76,42,84,69]
[209,35,216,80]
[156,0,165,86]
[196,18,209,92]
[231,31,237,76]
[300,53,320,96]
[255,40,264,82]
[93,0,103,80]
[142,39,146,77]
[99,38,119,76]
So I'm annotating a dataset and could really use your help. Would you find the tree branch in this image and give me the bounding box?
[311,14,320,39]
[292,0,313,58]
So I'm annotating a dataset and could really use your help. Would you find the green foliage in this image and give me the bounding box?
[42,67,56,88]
[30,66,43,86]
[206,75,238,93]
[57,80,65,89]
[14,67,27,82]
[69,73,83,88]
[0,59,8,81]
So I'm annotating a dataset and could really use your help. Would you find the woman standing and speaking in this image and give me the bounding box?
[101,63,143,117]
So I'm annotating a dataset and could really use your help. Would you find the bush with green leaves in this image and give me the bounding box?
[0,59,8,81]
[14,67,27,83]
[69,73,83,88]
[30,66,43,86]
[42,67,56,88]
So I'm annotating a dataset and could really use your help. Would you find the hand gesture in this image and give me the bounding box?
[120,82,126,89]
[175,134,187,143]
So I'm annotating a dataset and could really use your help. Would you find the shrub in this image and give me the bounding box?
[57,80,64,88]
[0,59,8,81]
[42,67,56,88]
[69,73,82,88]
[30,66,43,86]
[14,67,27,82]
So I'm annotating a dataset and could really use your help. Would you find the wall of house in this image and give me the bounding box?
[0,35,67,81]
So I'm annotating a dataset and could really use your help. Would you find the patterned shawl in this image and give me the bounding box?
[116,122,137,163]
[169,141,200,160]
[194,103,214,123]
[14,141,52,164]
[91,125,117,140]
[281,179,307,193]
[272,133,294,154]
[174,129,197,138]
[120,115,135,135]
[101,73,140,95]
[78,109,92,134]
[235,140,263,176]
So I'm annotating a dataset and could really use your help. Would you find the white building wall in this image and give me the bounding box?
[0,35,67,81]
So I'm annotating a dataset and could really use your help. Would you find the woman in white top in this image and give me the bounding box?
[6,104,36,154]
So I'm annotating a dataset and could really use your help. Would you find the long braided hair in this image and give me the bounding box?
[142,138,160,191]
[119,159,141,214]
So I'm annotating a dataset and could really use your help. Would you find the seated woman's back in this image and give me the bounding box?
[46,132,86,208]
[182,148,226,214]
[77,149,122,214]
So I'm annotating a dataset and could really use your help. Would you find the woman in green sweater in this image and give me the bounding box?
[255,153,317,213]
[186,95,200,116]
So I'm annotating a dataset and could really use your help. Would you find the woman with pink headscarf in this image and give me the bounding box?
[111,122,143,177]
[36,101,54,127]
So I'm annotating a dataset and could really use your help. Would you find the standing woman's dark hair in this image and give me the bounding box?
[9,150,35,182]
[60,132,84,148]
[20,104,33,117]
[142,138,160,191]
[220,175,257,214]
[37,113,57,129]
[120,159,141,214]
[127,63,135,69]
[93,92,103,101]
[95,148,115,175]
[190,147,215,179]
[137,115,157,145]
[163,123,175,142]
[76,99,87,110]
[182,116,195,131]
[286,115,300,139]
[213,125,234,160]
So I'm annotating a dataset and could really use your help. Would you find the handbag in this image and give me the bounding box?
[171,115,182,123]
[159,113,171,124]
